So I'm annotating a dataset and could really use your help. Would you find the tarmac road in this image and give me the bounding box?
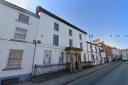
[67,61,128,85]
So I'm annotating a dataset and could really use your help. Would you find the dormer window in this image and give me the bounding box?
[18,14,29,24]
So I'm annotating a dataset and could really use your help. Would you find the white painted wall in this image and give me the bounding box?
[87,43,101,65]
[34,12,87,65]
[0,3,39,78]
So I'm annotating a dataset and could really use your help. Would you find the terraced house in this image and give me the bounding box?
[0,1,87,84]
[86,41,105,65]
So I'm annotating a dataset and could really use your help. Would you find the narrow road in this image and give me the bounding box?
[67,61,128,85]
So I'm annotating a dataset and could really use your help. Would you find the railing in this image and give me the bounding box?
[33,63,69,77]
[82,61,92,68]
[33,62,93,77]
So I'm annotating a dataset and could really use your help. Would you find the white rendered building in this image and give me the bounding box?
[0,1,87,84]
[86,41,102,65]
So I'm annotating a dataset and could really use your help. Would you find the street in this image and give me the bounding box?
[67,61,128,85]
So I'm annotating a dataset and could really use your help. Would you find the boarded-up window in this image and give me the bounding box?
[7,49,23,68]
[43,50,52,65]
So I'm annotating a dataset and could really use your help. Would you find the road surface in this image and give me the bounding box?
[67,61,128,85]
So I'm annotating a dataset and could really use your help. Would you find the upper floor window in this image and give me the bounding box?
[91,54,95,63]
[14,28,27,41]
[54,23,59,31]
[18,14,29,24]
[69,29,72,36]
[79,34,82,40]
[84,54,86,62]
[7,49,23,68]
[95,46,97,53]
[53,34,59,46]
[80,42,83,49]
[69,39,73,47]
[90,45,93,52]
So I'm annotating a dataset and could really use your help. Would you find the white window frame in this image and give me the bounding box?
[59,52,64,64]
[43,50,52,65]
[7,49,23,68]
[18,14,29,24]
[54,23,59,31]
[14,28,27,41]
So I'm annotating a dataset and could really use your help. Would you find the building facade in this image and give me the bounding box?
[121,49,128,61]
[34,6,87,75]
[0,1,87,84]
[94,39,113,63]
[86,41,103,65]
[112,47,121,61]
[0,1,40,84]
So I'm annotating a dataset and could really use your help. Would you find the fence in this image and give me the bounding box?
[33,63,69,77]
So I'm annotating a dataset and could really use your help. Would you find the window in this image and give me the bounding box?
[84,54,86,62]
[18,14,29,24]
[7,49,23,68]
[53,34,59,46]
[43,50,52,65]
[14,28,27,41]
[79,34,82,40]
[54,23,59,31]
[80,42,83,49]
[90,45,93,52]
[59,52,64,64]
[69,29,72,36]
[95,46,97,53]
[91,54,95,63]
[69,39,73,47]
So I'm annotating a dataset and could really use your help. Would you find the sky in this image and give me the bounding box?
[6,0,128,49]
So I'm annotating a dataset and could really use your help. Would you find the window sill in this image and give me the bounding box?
[2,67,22,71]
[10,39,26,42]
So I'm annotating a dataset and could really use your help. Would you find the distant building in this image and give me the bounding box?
[86,41,105,65]
[121,49,128,61]
[112,47,121,61]
[94,39,113,63]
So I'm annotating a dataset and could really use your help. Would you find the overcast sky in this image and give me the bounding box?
[5,0,128,49]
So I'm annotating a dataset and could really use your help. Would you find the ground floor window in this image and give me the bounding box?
[7,49,23,68]
[91,54,95,63]
[59,52,64,64]
[84,54,86,62]
[43,50,52,65]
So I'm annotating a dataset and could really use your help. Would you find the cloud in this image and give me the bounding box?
[5,0,28,9]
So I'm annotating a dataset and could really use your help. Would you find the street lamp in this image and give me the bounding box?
[32,40,41,76]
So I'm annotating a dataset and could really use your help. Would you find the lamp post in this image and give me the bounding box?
[32,40,41,76]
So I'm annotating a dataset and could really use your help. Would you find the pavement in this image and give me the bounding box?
[67,61,127,85]
[13,62,120,85]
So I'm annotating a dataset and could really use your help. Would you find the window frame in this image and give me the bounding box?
[7,49,24,68]
[69,39,73,47]
[43,50,52,65]
[14,28,27,41]
[54,22,59,31]
[59,52,64,64]
[79,34,82,40]
[53,34,59,46]
[18,14,29,24]
[69,29,72,36]
[80,42,83,49]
